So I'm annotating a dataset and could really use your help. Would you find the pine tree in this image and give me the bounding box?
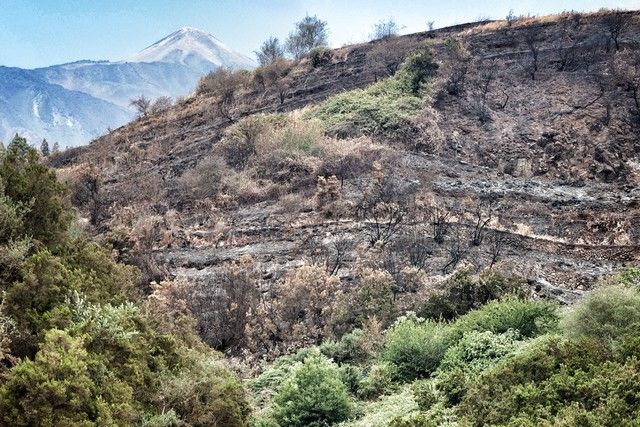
[40,139,50,157]
[52,141,60,155]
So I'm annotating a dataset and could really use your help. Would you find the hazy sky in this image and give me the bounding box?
[2,0,639,68]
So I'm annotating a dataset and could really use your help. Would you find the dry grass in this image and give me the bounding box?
[460,8,635,36]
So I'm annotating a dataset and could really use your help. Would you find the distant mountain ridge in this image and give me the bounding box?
[0,28,255,147]
[129,27,255,70]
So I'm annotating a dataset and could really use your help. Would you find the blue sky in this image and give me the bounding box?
[2,0,638,68]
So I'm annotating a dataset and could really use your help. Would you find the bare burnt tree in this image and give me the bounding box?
[468,59,499,123]
[381,249,402,295]
[318,152,368,188]
[580,34,605,72]
[187,260,260,352]
[404,232,432,271]
[325,238,353,275]
[428,198,452,244]
[603,11,633,52]
[443,39,472,96]
[253,59,294,105]
[442,228,468,273]
[517,28,541,80]
[70,165,104,225]
[613,49,640,119]
[129,95,151,117]
[197,68,249,120]
[357,163,415,247]
[554,24,583,71]
[149,96,173,114]
[467,194,500,246]
[487,231,507,269]
[360,201,405,247]
[366,37,408,81]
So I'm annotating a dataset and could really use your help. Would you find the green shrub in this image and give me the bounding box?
[278,118,325,155]
[308,49,438,139]
[339,363,365,395]
[342,388,419,427]
[458,337,640,426]
[308,46,333,67]
[358,362,399,399]
[561,285,640,349]
[419,270,525,321]
[396,49,439,95]
[249,347,317,403]
[435,330,521,405]
[454,296,558,339]
[155,353,250,427]
[599,266,640,288]
[356,268,396,326]
[310,77,422,138]
[381,314,455,381]
[0,329,136,426]
[410,380,439,411]
[0,135,71,247]
[273,352,353,427]
[0,135,251,426]
[319,328,364,363]
[437,330,521,374]
[388,413,435,427]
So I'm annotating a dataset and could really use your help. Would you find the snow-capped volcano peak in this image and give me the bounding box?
[127,27,255,70]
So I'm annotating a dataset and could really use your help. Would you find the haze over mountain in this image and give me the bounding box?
[0,28,255,148]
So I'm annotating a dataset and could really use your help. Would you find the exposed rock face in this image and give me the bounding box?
[54,12,640,297]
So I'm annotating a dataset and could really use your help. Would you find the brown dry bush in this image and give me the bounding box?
[183,256,261,352]
[252,59,294,104]
[245,265,348,357]
[179,155,229,202]
[441,38,472,96]
[366,37,416,81]
[354,268,397,327]
[196,67,252,119]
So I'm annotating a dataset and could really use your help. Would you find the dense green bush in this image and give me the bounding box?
[397,49,439,95]
[454,296,558,338]
[435,330,521,405]
[0,137,250,426]
[419,270,525,321]
[0,136,71,247]
[310,77,423,138]
[381,315,455,380]
[249,347,317,406]
[457,336,640,426]
[319,328,364,363]
[309,48,438,140]
[356,268,396,326]
[562,285,640,349]
[600,266,640,288]
[308,46,333,67]
[0,329,136,426]
[357,362,399,399]
[273,352,353,427]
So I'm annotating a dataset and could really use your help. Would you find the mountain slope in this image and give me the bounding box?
[54,10,640,292]
[0,66,131,147]
[0,28,254,147]
[34,60,207,109]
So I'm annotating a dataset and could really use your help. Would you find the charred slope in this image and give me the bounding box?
[54,11,640,292]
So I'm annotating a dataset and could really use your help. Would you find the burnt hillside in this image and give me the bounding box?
[54,10,640,313]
